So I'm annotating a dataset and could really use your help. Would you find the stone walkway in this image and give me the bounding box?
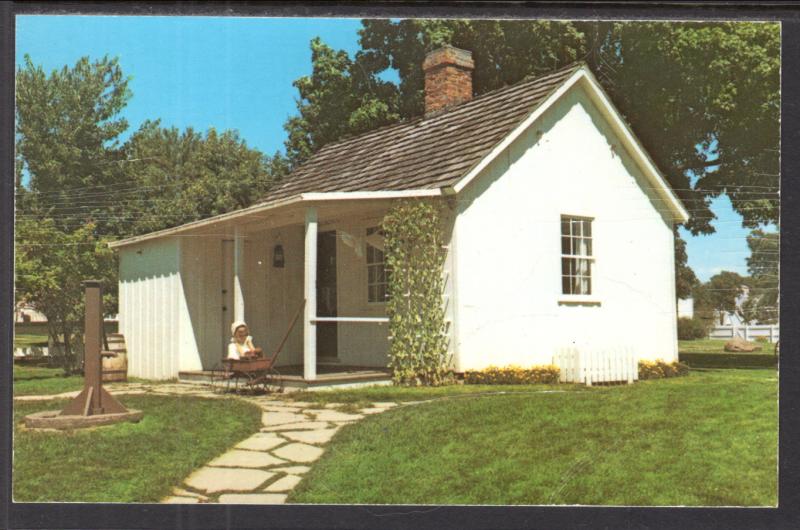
[160,392,399,504]
[17,382,401,504]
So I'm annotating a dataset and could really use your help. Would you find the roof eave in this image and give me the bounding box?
[107,189,444,250]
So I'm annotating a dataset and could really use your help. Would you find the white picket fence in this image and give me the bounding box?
[709,324,779,343]
[553,347,638,386]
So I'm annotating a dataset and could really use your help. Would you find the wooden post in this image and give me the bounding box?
[60,281,127,416]
[304,207,318,381]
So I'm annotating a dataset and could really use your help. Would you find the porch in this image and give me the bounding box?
[178,364,392,390]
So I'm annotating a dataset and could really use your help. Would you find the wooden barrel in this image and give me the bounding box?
[102,333,128,382]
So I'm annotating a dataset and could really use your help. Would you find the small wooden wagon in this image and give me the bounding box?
[212,355,283,394]
[210,300,304,395]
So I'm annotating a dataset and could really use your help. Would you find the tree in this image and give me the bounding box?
[694,271,749,325]
[15,218,116,374]
[284,37,400,166]
[117,120,285,236]
[674,227,699,300]
[741,229,779,324]
[15,55,132,234]
[365,20,779,233]
[284,21,779,233]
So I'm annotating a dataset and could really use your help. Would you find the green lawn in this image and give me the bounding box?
[287,382,582,408]
[13,365,84,396]
[13,333,48,348]
[13,394,262,502]
[289,369,778,506]
[678,338,775,354]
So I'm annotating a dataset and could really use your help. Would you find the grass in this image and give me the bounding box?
[287,382,581,407]
[289,369,778,506]
[13,365,84,396]
[13,394,262,502]
[678,338,774,354]
[13,333,48,348]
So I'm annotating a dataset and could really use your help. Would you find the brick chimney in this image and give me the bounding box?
[423,45,475,114]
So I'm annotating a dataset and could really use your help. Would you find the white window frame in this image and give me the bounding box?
[366,226,389,304]
[560,215,596,299]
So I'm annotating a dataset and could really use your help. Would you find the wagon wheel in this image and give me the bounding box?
[260,367,284,394]
[210,363,234,394]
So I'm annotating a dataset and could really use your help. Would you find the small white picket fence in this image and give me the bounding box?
[553,347,638,386]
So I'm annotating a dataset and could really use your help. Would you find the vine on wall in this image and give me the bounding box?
[382,199,452,386]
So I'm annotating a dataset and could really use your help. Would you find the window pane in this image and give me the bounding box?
[367,245,375,263]
[368,285,376,303]
[586,277,592,295]
[561,236,570,255]
[583,220,592,237]
[577,258,589,276]
[562,257,570,276]
[368,266,376,284]
[561,219,570,237]
[562,276,571,294]
[572,219,582,237]
[585,239,592,256]
[572,275,582,294]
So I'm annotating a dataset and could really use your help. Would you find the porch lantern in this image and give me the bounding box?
[273,244,285,268]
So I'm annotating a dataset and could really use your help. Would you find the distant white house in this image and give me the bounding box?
[677,297,694,319]
[109,46,689,381]
[14,302,47,323]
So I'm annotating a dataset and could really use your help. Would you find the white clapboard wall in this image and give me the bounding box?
[553,347,638,386]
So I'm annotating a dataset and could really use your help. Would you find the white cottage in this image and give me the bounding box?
[110,46,689,385]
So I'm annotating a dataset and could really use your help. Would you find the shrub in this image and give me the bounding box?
[638,359,690,380]
[464,365,560,385]
[677,317,710,340]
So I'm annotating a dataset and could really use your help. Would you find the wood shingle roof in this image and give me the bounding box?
[258,62,584,203]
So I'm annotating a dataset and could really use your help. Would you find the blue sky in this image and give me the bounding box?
[16,15,773,282]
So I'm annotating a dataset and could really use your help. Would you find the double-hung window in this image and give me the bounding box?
[366,226,389,303]
[561,216,593,295]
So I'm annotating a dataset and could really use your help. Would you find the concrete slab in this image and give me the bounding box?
[217,493,287,504]
[309,410,363,422]
[184,467,274,493]
[208,449,287,468]
[235,433,285,451]
[271,465,311,475]
[264,475,302,492]
[282,429,338,445]
[162,496,200,504]
[261,421,330,432]
[272,443,325,463]
[261,411,309,426]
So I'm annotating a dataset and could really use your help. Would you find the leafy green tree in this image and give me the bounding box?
[15,219,116,374]
[15,55,131,234]
[674,227,699,300]
[284,37,400,166]
[117,120,284,236]
[285,21,779,234]
[694,270,749,326]
[741,229,779,324]
[361,20,779,233]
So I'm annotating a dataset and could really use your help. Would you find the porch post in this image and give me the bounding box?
[304,207,318,381]
[233,226,245,323]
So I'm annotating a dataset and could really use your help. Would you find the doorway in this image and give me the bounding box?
[316,231,338,359]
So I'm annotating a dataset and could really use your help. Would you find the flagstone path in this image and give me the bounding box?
[159,390,399,504]
[16,381,400,504]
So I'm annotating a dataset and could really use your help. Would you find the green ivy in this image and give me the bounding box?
[382,199,452,386]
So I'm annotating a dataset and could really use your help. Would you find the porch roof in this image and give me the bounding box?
[108,189,441,249]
